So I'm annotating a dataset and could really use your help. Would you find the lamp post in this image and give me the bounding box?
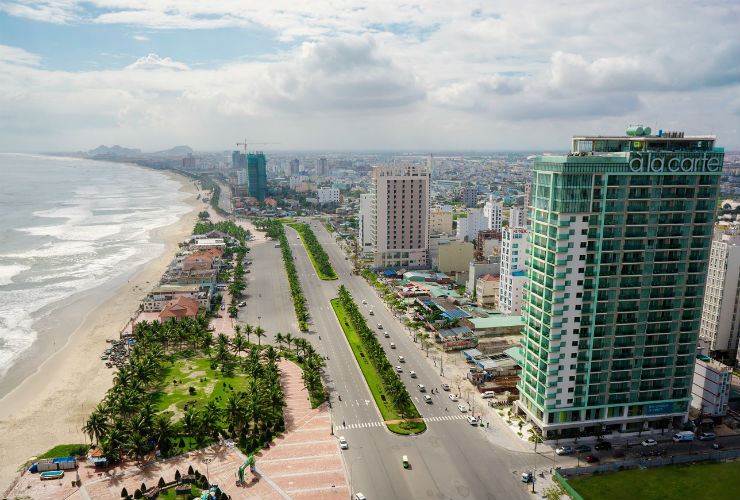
[202,458,213,485]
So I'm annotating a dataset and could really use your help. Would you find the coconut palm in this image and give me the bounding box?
[82,408,109,445]
[243,323,253,344]
[232,329,247,357]
[254,326,266,347]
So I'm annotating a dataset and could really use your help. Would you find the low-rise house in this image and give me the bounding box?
[142,284,212,312]
[182,248,224,271]
[159,296,201,321]
[475,274,499,307]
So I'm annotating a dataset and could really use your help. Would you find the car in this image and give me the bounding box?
[274,243,280,248]
[521,470,533,483]
[339,436,348,449]
[402,455,409,469]
[384,331,390,338]
[398,355,405,363]
[238,301,247,307]
[395,365,403,373]
[699,432,716,441]
[417,384,426,392]
[369,310,374,315]
[353,493,367,500]
[585,455,599,464]
[390,343,396,349]
[481,391,495,399]
[377,323,383,329]
[245,269,251,273]
[220,305,225,310]
[457,404,467,412]
[594,441,612,450]
[467,416,478,425]
[297,235,300,240]
[449,394,459,401]
[441,383,450,391]
[424,395,433,404]
[575,445,591,453]
[641,438,658,447]
[362,300,367,305]
[556,446,574,456]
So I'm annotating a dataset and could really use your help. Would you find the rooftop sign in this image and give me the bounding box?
[629,152,722,173]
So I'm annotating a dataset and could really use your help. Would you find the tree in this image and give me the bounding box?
[243,323,254,344]
[175,470,181,483]
[121,487,128,498]
[82,407,109,445]
[232,329,247,357]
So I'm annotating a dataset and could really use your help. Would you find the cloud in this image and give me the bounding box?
[0,45,41,66]
[126,53,189,71]
[132,34,149,41]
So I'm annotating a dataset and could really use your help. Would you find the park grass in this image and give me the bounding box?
[152,357,250,416]
[566,460,740,500]
[287,223,337,280]
[37,444,89,459]
[331,299,426,435]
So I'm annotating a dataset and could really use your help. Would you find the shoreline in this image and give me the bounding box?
[0,168,202,493]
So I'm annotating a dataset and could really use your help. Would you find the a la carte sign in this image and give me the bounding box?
[629,152,722,173]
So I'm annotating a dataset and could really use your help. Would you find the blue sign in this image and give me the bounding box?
[646,402,673,415]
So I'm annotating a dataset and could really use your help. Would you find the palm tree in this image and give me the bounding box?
[232,329,247,357]
[275,332,284,351]
[243,323,253,344]
[284,333,293,353]
[82,408,109,445]
[129,431,150,464]
[254,326,266,347]
[153,414,173,454]
[182,406,201,440]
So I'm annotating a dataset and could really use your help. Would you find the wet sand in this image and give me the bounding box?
[0,169,203,493]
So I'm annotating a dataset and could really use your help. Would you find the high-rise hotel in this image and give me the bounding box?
[517,128,723,437]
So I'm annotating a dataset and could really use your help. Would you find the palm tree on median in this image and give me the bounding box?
[243,323,253,344]
[275,332,284,351]
[254,325,266,347]
[232,328,247,357]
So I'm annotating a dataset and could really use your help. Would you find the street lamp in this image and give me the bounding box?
[202,458,213,484]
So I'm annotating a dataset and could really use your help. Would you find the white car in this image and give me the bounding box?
[457,404,467,413]
[467,416,478,425]
[362,300,367,305]
[409,371,417,378]
[449,394,459,402]
[417,384,426,392]
[424,395,433,404]
[481,391,495,399]
[641,439,658,447]
[390,343,396,349]
[384,331,390,338]
[339,436,348,449]
[395,366,403,373]
[353,493,367,500]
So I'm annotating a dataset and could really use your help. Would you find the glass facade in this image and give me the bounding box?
[517,137,723,438]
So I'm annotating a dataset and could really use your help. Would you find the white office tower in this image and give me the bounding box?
[691,356,731,416]
[371,165,430,268]
[510,206,527,229]
[483,196,503,232]
[318,186,340,205]
[236,169,248,186]
[499,227,529,315]
[359,193,375,252]
[456,210,488,242]
[699,232,740,361]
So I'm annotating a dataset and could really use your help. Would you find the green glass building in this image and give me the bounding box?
[517,130,723,438]
[247,152,267,201]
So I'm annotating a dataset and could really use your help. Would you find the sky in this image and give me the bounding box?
[0,0,738,152]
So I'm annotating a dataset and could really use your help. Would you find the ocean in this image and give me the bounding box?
[0,154,191,384]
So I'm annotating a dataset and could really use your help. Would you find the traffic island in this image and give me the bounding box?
[331,287,426,435]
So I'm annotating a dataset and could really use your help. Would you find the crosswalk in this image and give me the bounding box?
[332,414,467,433]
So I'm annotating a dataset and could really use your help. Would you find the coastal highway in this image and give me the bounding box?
[271,220,533,500]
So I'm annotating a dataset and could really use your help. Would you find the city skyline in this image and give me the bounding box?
[0,1,738,153]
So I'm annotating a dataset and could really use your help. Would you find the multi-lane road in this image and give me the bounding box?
[237,218,533,500]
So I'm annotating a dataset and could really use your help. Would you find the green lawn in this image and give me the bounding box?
[330,299,425,435]
[567,460,740,500]
[37,444,89,459]
[152,357,250,416]
[287,223,337,280]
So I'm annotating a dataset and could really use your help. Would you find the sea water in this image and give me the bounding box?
[0,153,190,381]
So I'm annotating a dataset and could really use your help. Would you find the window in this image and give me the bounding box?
[582,216,588,222]
[581,229,588,235]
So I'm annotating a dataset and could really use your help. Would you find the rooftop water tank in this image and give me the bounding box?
[643,126,651,136]
[626,126,644,136]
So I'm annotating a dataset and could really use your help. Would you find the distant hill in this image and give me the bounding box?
[151,145,193,157]
[88,145,142,157]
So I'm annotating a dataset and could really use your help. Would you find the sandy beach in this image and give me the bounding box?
[0,169,202,493]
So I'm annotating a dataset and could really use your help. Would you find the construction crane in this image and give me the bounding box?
[236,140,280,155]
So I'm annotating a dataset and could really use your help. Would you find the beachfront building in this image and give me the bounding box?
[182,248,224,271]
[159,296,202,321]
[193,238,226,250]
[516,128,723,438]
[142,284,212,312]
[370,164,430,269]
[698,231,740,365]
[499,227,529,315]
[160,268,218,293]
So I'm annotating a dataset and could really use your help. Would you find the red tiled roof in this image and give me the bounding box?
[183,248,223,262]
[159,296,200,320]
[478,274,499,281]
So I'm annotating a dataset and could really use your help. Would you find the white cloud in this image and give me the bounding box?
[132,34,148,41]
[0,1,737,150]
[126,53,190,71]
[0,45,41,66]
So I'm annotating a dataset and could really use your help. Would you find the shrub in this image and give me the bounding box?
[158,477,165,488]
[189,386,196,395]
[188,465,194,475]
[174,470,181,483]
[140,482,146,493]
[121,487,128,498]
[133,490,142,499]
